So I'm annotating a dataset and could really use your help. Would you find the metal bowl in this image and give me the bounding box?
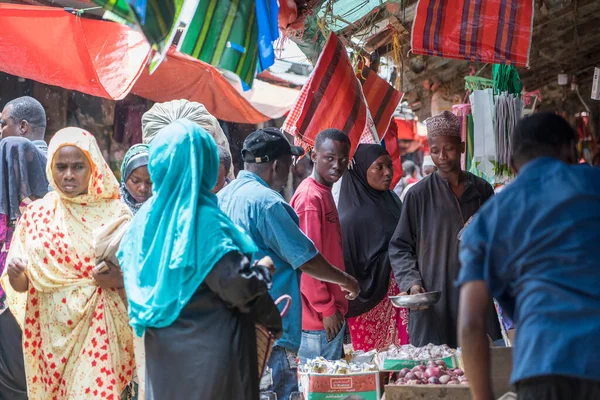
[389,291,442,308]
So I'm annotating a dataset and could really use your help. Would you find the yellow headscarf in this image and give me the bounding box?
[1,128,134,399]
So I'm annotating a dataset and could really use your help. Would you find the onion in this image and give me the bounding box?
[407,379,422,385]
[453,368,464,376]
[399,368,411,378]
[448,379,460,385]
[395,378,407,385]
[427,360,437,368]
[458,376,468,383]
[413,371,423,379]
[425,367,441,378]
[428,377,440,385]
[435,360,448,369]
[411,365,421,373]
[460,380,469,385]
[405,372,416,380]
[438,375,451,384]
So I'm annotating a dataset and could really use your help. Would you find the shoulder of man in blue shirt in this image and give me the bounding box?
[217,169,318,270]
[458,157,600,383]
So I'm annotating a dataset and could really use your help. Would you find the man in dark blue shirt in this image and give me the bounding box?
[457,113,600,400]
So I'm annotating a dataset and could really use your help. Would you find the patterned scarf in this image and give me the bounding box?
[1,128,134,399]
[120,144,149,215]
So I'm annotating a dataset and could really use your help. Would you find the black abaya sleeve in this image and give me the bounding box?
[388,191,423,293]
[204,251,270,313]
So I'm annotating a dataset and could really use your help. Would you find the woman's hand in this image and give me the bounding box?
[92,262,124,289]
[7,258,29,293]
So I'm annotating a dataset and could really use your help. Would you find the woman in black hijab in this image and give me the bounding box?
[338,144,409,351]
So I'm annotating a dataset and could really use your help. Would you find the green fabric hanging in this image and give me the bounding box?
[92,0,182,48]
[466,113,474,171]
[492,64,523,95]
[178,0,259,88]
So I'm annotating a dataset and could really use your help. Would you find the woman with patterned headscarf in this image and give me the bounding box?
[120,144,152,214]
[1,128,135,399]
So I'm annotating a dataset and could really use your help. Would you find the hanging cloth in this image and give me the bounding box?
[470,89,496,184]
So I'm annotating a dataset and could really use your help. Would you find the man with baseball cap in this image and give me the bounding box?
[389,111,501,348]
[218,127,360,400]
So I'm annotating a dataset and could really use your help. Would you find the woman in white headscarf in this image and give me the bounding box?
[141,100,234,180]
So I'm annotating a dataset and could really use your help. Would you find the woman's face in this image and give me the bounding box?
[52,146,92,197]
[126,165,153,203]
[366,154,394,191]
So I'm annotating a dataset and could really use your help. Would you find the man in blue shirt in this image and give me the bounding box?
[218,127,359,400]
[457,112,600,400]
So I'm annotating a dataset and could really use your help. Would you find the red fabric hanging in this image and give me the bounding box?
[0,4,150,100]
[384,122,403,189]
[394,118,417,141]
[361,68,404,139]
[411,0,534,67]
[282,33,371,158]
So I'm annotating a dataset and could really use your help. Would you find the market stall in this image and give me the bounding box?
[297,342,513,400]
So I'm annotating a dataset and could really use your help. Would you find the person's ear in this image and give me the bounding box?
[310,149,318,164]
[19,120,28,135]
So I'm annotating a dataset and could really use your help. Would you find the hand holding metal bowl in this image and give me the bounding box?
[389,291,442,310]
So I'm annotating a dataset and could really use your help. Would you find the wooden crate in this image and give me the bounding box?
[385,385,471,400]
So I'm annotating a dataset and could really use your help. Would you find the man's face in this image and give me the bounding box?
[428,136,464,174]
[0,105,20,138]
[311,139,350,186]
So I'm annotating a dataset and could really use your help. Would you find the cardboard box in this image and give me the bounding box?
[490,347,513,397]
[380,355,458,371]
[385,385,471,400]
[299,371,381,400]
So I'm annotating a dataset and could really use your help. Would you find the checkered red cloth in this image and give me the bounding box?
[283,33,376,158]
[411,0,534,67]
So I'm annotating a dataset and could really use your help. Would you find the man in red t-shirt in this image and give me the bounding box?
[291,129,351,363]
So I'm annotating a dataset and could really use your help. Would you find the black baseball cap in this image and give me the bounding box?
[242,127,304,164]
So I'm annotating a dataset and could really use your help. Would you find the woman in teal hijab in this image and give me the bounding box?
[117,119,281,400]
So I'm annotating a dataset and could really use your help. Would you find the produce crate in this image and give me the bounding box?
[299,371,381,400]
[490,347,513,397]
[385,384,471,400]
[380,355,458,371]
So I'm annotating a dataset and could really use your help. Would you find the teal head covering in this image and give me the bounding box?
[117,119,257,336]
[120,144,149,183]
[120,144,150,214]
